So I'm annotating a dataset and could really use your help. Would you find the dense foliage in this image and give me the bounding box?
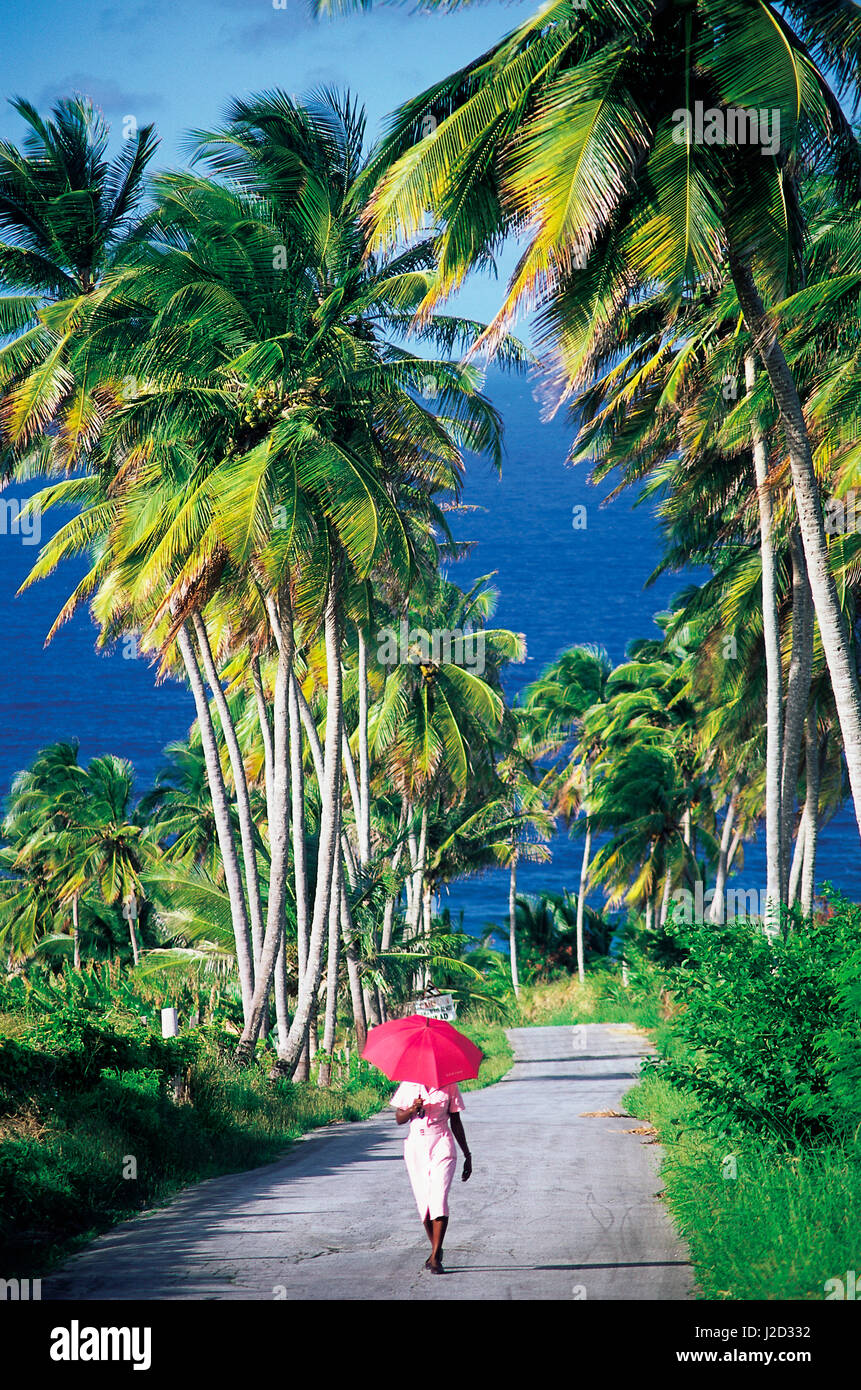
[644,894,861,1143]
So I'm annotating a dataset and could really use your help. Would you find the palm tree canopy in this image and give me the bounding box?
[353,0,861,392]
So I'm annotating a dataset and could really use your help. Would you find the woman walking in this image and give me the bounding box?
[391,1080,472,1273]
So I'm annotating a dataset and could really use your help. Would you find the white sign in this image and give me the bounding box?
[414,994,457,1022]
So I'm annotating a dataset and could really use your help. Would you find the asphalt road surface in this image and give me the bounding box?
[45,1023,695,1301]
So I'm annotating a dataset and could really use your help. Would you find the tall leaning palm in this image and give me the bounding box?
[20,91,521,1072]
[127,93,513,1067]
[345,0,861,838]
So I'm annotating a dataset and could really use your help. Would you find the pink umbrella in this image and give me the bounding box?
[361,1014,483,1088]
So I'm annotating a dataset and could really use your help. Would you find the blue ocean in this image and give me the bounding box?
[2,370,857,935]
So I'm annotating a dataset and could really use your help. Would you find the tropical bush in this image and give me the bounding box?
[645,893,861,1143]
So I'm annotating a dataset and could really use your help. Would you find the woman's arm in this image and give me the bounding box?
[450,1112,472,1180]
[395,1097,425,1126]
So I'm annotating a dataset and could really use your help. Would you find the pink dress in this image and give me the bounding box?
[390,1081,466,1220]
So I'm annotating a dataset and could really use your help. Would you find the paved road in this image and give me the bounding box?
[45,1023,695,1301]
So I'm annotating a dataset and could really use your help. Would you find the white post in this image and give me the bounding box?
[161,1007,182,1101]
[161,1007,179,1038]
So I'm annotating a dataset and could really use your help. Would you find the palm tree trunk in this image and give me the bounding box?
[266,596,312,1077]
[780,530,813,877]
[414,806,428,935]
[176,620,255,1021]
[342,730,362,845]
[335,825,375,1027]
[421,880,433,992]
[800,707,822,916]
[192,612,266,973]
[575,821,591,985]
[341,879,368,1047]
[288,667,311,1082]
[413,806,429,992]
[732,254,861,839]
[296,683,324,779]
[252,578,344,1072]
[251,655,275,829]
[340,728,376,1029]
[318,845,342,1087]
[296,680,359,888]
[382,805,408,955]
[357,627,372,867]
[405,809,419,939]
[127,909,140,967]
[274,932,291,1055]
[260,635,289,1060]
[379,803,408,1022]
[708,780,740,924]
[658,870,671,929]
[235,589,294,1062]
[403,870,415,934]
[72,892,81,970]
[508,852,520,998]
[352,631,377,1021]
[745,351,784,923]
[362,976,381,1028]
[788,815,806,907]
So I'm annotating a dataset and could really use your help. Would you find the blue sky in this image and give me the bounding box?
[3,0,536,321]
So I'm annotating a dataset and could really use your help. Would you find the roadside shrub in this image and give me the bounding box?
[823,942,861,1127]
[647,896,861,1142]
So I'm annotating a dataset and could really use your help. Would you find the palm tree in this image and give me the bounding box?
[0,741,86,963]
[138,739,220,871]
[525,644,613,982]
[58,754,151,964]
[17,90,523,1071]
[568,197,861,917]
[0,743,152,966]
[493,706,552,998]
[588,741,690,926]
[350,0,861,838]
[0,95,157,474]
[508,889,610,983]
[371,571,524,993]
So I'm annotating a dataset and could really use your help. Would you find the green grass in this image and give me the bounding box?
[625,1071,861,1299]
[512,964,668,1035]
[457,1012,514,1089]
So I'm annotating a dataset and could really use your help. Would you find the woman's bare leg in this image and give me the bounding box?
[428,1215,448,1272]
